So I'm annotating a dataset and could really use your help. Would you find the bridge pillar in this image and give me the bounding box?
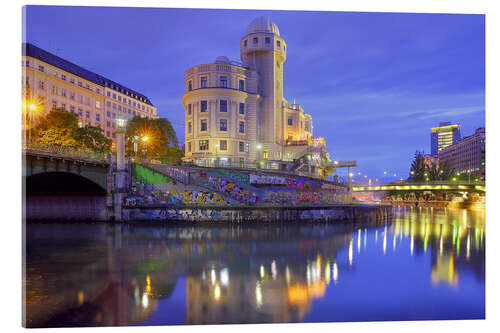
[113,122,127,221]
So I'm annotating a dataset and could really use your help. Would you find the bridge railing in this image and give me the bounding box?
[23,141,107,161]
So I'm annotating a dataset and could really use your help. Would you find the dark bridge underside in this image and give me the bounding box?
[26,172,106,195]
[25,172,107,221]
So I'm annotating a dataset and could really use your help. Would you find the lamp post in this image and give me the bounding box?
[141,136,149,163]
[133,135,139,161]
[114,116,127,222]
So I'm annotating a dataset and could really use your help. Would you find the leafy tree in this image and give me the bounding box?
[125,116,183,163]
[408,151,456,182]
[73,124,112,154]
[32,108,79,148]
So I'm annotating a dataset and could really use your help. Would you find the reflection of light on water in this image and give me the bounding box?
[77,290,84,305]
[466,233,471,260]
[146,275,152,295]
[332,263,338,284]
[383,230,387,255]
[325,262,331,285]
[285,266,291,284]
[214,284,221,300]
[375,230,378,243]
[410,234,414,256]
[201,271,206,280]
[271,260,277,280]
[134,286,140,306]
[364,229,367,249]
[439,235,443,256]
[255,282,263,308]
[357,229,361,253]
[393,233,397,251]
[211,268,216,285]
[348,240,353,266]
[260,265,265,279]
[142,292,149,308]
[431,255,458,286]
[220,268,229,286]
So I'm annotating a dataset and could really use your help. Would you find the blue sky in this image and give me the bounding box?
[24,6,485,182]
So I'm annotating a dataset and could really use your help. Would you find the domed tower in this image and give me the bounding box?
[240,17,287,160]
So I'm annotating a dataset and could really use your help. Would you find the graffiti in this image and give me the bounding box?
[208,176,258,205]
[263,189,348,205]
[218,171,250,184]
[124,188,227,207]
[250,174,286,185]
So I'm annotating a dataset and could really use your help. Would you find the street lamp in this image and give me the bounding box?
[142,136,149,162]
[134,135,139,160]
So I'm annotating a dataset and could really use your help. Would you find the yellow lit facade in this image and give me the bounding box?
[22,43,158,145]
[183,17,328,170]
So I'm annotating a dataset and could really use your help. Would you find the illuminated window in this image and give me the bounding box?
[199,140,209,151]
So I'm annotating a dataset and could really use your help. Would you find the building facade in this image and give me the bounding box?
[183,17,329,176]
[438,127,485,180]
[22,43,158,144]
[430,122,461,156]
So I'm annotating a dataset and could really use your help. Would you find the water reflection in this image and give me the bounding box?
[24,207,485,327]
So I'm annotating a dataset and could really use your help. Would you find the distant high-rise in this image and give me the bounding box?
[430,122,461,156]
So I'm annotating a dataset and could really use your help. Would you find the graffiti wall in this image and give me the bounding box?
[262,189,349,205]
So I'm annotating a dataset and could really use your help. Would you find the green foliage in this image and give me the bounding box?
[73,125,112,154]
[125,116,184,163]
[408,151,456,182]
[32,108,111,153]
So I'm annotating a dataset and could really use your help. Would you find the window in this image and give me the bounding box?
[220,100,227,112]
[78,81,82,87]
[96,88,100,94]
[288,118,293,126]
[96,114,100,121]
[70,106,75,113]
[96,101,100,109]
[263,150,269,159]
[113,103,116,110]
[26,60,30,67]
[244,40,247,47]
[128,109,131,114]
[118,96,121,101]
[265,37,271,44]
[38,65,44,72]
[112,113,116,119]
[245,143,250,153]
[220,76,227,88]
[253,37,258,44]
[200,76,208,88]
[85,111,90,119]
[200,119,207,131]
[239,80,245,91]
[61,103,66,110]
[239,121,245,133]
[85,97,90,105]
[38,81,44,89]
[220,140,227,150]
[70,92,75,100]
[107,91,111,97]
[201,100,207,112]
[112,133,115,139]
[277,61,280,68]
[187,142,191,152]
[51,85,57,94]
[112,93,116,99]
[188,81,192,91]
[220,119,227,131]
[239,141,245,152]
[106,131,110,137]
[52,100,57,109]
[106,121,111,127]
[61,89,66,97]
[239,103,245,115]
[61,74,66,81]
[78,95,83,103]
[78,109,83,117]
[277,40,281,47]
[188,122,192,133]
[118,106,121,111]
[199,140,209,151]
[188,104,192,115]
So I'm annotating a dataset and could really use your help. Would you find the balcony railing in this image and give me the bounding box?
[23,141,107,162]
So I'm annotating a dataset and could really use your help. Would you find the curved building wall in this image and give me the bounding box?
[183,63,260,166]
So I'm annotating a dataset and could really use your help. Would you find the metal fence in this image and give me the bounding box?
[23,141,107,161]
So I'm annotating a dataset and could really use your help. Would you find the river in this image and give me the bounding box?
[24,206,485,327]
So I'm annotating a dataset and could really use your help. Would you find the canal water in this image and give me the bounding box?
[24,206,485,327]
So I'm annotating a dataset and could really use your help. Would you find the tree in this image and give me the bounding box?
[32,108,79,149]
[125,116,183,163]
[73,124,112,154]
[409,151,427,181]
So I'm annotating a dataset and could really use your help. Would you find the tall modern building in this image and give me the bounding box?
[438,127,485,180]
[22,43,158,144]
[430,122,461,156]
[182,17,330,176]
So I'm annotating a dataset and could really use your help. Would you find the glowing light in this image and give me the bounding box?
[357,229,361,253]
[466,233,471,260]
[383,229,387,255]
[211,268,216,285]
[260,265,265,279]
[364,229,367,249]
[440,235,443,256]
[77,291,84,305]
[332,263,339,283]
[142,136,149,142]
[220,268,229,286]
[214,284,221,300]
[271,260,277,280]
[255,282,263,308]
[142,292,149,308]
[285,266,291,284]
[29,104,36,111]
[146,275,152,295]
[410,234,414,256]
[348,240,353,266]
[325,262,331,285]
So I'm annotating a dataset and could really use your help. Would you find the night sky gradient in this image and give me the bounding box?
[24,6,485,182]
